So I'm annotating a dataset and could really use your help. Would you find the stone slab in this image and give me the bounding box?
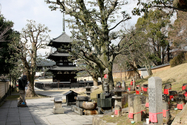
[148,77,163,125]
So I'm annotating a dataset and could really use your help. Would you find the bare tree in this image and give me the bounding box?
[12,20,50,97]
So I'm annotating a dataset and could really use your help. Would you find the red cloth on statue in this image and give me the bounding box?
[104,74,108,79]
[115,110,120,115]
[163,109,169,117]
[169,95,174,100]
[164,89,169,95]
[149,112,163,123]
[143,87,148,92]
[149,112,158,123]
[128,112,133,119]
[136,90,140,95]
[184,92,187,97]
[130,81,133,86]
[145,102,149,107]
[177,104,184,110]
[182,85,187,90]
[128,87,131,91]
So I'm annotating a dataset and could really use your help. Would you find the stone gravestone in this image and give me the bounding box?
[128,95,145,123]
[134,95,143,122]
[148,77,163,125]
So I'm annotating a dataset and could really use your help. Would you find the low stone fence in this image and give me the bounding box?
[35,81,102,90]
[0,80,10,103]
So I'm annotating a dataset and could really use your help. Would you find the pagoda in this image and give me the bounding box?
[47,32,77,83]
[47,12,77,83]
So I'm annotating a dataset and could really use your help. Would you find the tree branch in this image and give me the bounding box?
[109,17,131,31]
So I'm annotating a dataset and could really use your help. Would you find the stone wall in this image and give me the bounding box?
[0,81,9,99]
[113,71,136,80]
[151,65,170,74]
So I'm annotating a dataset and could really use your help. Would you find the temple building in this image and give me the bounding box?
[47,32,77,83]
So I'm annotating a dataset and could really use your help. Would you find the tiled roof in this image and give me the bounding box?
[51,32,72,43]
[35,60,55,67]
[48,66,77,71]
[138,63,170,71]
[49,53,70,57]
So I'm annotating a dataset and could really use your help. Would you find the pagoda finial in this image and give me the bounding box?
[63,11,65,33]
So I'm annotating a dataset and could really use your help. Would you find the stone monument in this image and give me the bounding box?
[148,77,163,125]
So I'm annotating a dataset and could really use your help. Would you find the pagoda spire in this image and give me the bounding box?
[63,11,65,33]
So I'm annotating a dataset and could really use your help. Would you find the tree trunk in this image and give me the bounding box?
[93,77,98,86]
[146,65,153,76]
[130,63,141,79]
[133,78,135,91]
[26,81,37,97]
[107,62,114,92]
[26,42,37,97]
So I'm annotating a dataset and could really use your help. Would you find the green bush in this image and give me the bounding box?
[170,52,187,67]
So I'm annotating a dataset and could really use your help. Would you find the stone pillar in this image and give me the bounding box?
[128,95,144,123]
[128,95,134,119]
[114,105,121,117]
[162,100,170,124]
[145,97,149,108]
[148,77,163,125]
[134,95,143,122]
[122,93,128,108]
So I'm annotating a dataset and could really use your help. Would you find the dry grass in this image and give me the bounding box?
[139,63,187,92]
[101,114,144,125]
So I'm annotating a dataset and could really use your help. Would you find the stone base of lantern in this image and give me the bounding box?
[71,105,84,115]
[53,103,64,114]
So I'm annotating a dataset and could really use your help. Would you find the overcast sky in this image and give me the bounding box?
[0,0,140,55]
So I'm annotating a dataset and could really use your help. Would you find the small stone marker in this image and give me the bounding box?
[53,97,64,114]
[148,77,163,125]
[128,95,145,123]
[134,95,143,122]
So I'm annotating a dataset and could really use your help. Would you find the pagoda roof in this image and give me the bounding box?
[48,32,73,46]
[36,59,55,67]
[49,52,70,57]
[48,66,77,71]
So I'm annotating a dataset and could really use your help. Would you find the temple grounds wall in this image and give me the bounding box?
[0,81,9,99]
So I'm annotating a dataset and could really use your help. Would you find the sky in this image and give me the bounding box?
[0,0,140,55]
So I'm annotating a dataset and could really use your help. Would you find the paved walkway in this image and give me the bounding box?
[0,97,99,125]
